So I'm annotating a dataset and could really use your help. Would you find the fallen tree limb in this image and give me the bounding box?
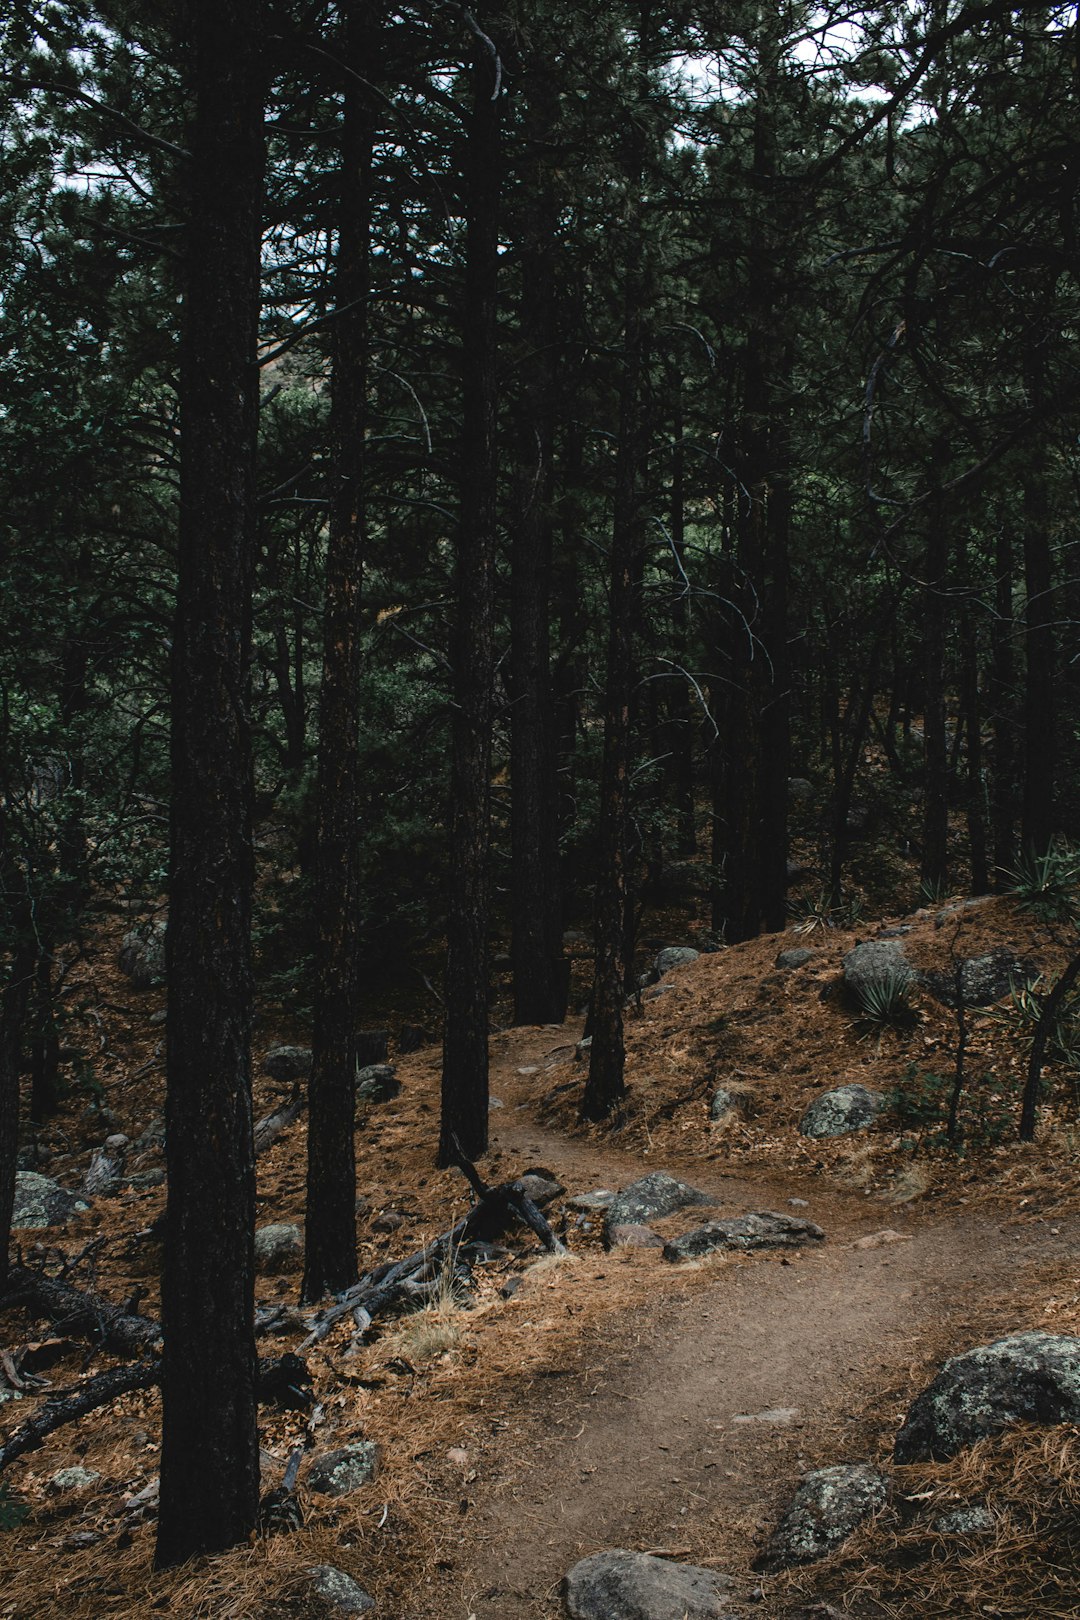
[0,1352,310,1473]
[0,1358,161,1470]
[297,1158,566,1351]
[1,1268,162,1357]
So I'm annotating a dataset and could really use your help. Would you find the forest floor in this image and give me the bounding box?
[3,892,1080,1617]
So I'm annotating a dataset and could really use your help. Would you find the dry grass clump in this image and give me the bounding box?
[772,1427,1080,1618]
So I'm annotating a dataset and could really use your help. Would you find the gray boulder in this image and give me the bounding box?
[12,1172,90,1229]
[920,950,1036,1008]
[655,946,700,978]
[894,1332,1080,1463]
[663,1211,825,1264]
[263,1045,312,1081]
[605,1172,713,1236]
[799,1084,886,1139]
[842,940,914,1002]
[563,1549,743,1619]
[118,920,167,989]
[518,1171,564,1208]
[254,1222,303,1273]
[307,1441,379,1496]
[355,1064,400,1103]
[306,1565,375,1617]
[48,1466,100,1494]
[776,948,814,971]
[758,1464,888,1572]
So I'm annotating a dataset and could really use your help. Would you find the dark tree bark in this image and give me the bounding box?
[666,389,697,863]
[582,21,649,1120]
[156,0,265,1570]
[302,8,376,1305]
[0,811,34,1295]
[509,48,566,1027]
[439,32,501,1166]
[1021,459,1056,857]
[990,516,1017,880]
[920,502,950,896]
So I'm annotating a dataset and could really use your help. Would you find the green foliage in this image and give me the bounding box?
[1006,843,1080,924]
[891,1062,1016,1151]
[789,888,864,936]
[981,972,1080,1080]
[850,966,918,1034]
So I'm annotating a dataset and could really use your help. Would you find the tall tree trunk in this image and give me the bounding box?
[990,516,1016,880]
[0,808,34,1294]
[666,389,697,862]
[1021,461,1055,857]
[510,50,565,1027]
[156,0,265,1569]
[581,10,651,1121]
[439,32,500,1166]
[920,469,950,895]
[303,10,375,1303]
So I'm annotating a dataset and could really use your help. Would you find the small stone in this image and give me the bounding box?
[371,1212,404,1234]
[48,1466,100,1494]
[788,1197,809,1208]
[0,1389,23,1405]
[499,1275,523,1300]
[254,1222,303,1272]
[517,1065,540,1075]
[709,1086,754,1125]
[564,1549,742,1619]
[446,1448,469,1468]
[607,1223,664,1249]
[664,1211,825,1264]
[306,1564,375,1617]
[355,1064,400,1103]
[842,940,914,1002]
[799,1085,886,1139]
[776,948,814,970]
[655,946,700,978]
[489,1095,504,1109]
[263,1045,312,1081]
[567,1190,616,1213]
[759,1464,888,1572]
[732,1408,799,1426]
[118,920,167,988]
[605,1172,713,1234]
[307,1442,379,1496]
[852,1229,912,1251]
[932,1504,995,1535]
[517,1172,563,1207]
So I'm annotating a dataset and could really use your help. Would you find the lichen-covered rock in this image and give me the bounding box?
[307,1442,379,1496]
[654,946,700,978]
[604,1172,713,1235]
[263,1045,312,1081]
[563,1549,743,1619]
[517,1171,563,1207]
[567,1190,615,1213]
[306,1564,375,1616]
[776,948,814,970]
[932,1504,995,1535]
[663,1211,825,1263]
[355,1064,400,1103]
[758,1464,888,1572]
[254,1222,303,1272]
[12,1172,90,1229]
[920,950,1037,1008]
[118,921,167,989]
[842,940,914,1002]
[894,1332,1080,1463]
[709,1086,739,1124]
[48,1467,100,1494]
[799,1084,886,1139]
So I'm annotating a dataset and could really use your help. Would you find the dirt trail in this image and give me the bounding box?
[409,1032,1076,1619]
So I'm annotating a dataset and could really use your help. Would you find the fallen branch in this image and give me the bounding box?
[297,1159,566,1351]
[1,1268,161,1357]
[0,1352,310,1473]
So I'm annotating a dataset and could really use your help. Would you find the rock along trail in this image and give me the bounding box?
[408,1034,1077,1620]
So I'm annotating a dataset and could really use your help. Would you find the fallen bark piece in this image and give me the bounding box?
[663,1212,825,1263]
[253,1087,304,1155]
[563,1549,745,1619]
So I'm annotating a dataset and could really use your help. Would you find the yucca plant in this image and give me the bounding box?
[1006,841,1080,923]
[851,964,918,1035]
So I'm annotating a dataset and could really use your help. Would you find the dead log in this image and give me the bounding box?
[253,1086,304,1156]
[1,1267,162,1357]
[0,1352,310,1474]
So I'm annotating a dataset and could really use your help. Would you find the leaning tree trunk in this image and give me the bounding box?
[439,32,501,1166]
[156,0,265,1570]
[302,8,376,1305]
